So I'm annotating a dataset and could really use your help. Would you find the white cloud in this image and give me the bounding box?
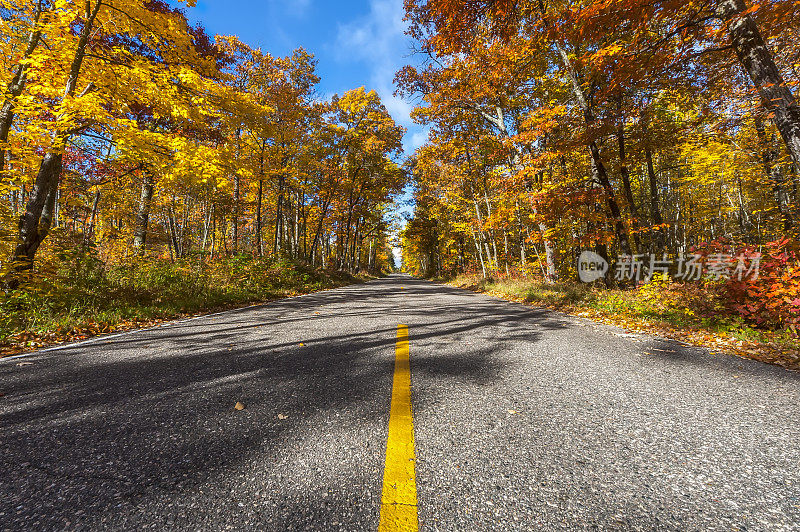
[407,129,430,152]
[334,0,422,146]
[382,95,413,126]
[335,0,407,63]
[334,0,422,227]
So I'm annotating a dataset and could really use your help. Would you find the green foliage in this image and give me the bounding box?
[448,270,798,351]
[455,275,594,307]
[0,252,359,349]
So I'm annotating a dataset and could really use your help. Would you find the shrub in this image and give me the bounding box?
[725,239,800,333]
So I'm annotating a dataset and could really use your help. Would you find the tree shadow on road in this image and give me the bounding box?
[635,336,800,381]
[0,276,568,528]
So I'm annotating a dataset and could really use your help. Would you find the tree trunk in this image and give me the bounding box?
[6,0,101,284]
[503,230,510,276]
[351,218,360,272]
[342,189,355,269]
[168,206,181,258]
[256,179,263,257]
[232,172,240,254]
[754,116,794,231]
[645,145,666,250]
[590,145,633,256]
[309,199,332,262]
[7,153,61,283]
[538,222,557,282]
[84,189,101,247]
[514,202,527,270]
[616,119,641,252]
[302,193,309,258]
[293,191,300,257]
[210,207,217,258]
[133,172,155,251]
[555,42,632,256]
[485,194,500,273]
[322,232,328,268]
[717,0,800,167]
[471,229,487,279]
[201,200,211,253]
[274,172,285,254]
[232,128,242,254]
[181,196,191,256]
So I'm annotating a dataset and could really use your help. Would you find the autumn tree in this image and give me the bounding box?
[1,2,404,294]
[399,0,798,279]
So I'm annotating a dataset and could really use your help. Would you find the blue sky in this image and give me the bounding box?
[184,0,420,260]
[184,0,427,156]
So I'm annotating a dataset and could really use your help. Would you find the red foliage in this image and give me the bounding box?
[725,239,800,332]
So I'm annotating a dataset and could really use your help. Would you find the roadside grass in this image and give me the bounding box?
[0,252,370,356]
[447,274,800,370]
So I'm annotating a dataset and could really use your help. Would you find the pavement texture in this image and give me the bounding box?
[1,274,799,531]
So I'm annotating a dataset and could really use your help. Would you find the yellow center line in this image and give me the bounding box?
[379,324,418,532]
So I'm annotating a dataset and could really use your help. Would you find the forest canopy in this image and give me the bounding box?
[0,0,405,285]
[1,0,798,351]
[397,0,800,333]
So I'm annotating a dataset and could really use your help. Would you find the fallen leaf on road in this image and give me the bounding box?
[234,402,245,411]
[508,409,521,415]
[16,362,33,367]
[278,413,288,420]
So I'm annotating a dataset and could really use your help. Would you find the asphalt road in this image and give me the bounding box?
[1,274,799,531]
